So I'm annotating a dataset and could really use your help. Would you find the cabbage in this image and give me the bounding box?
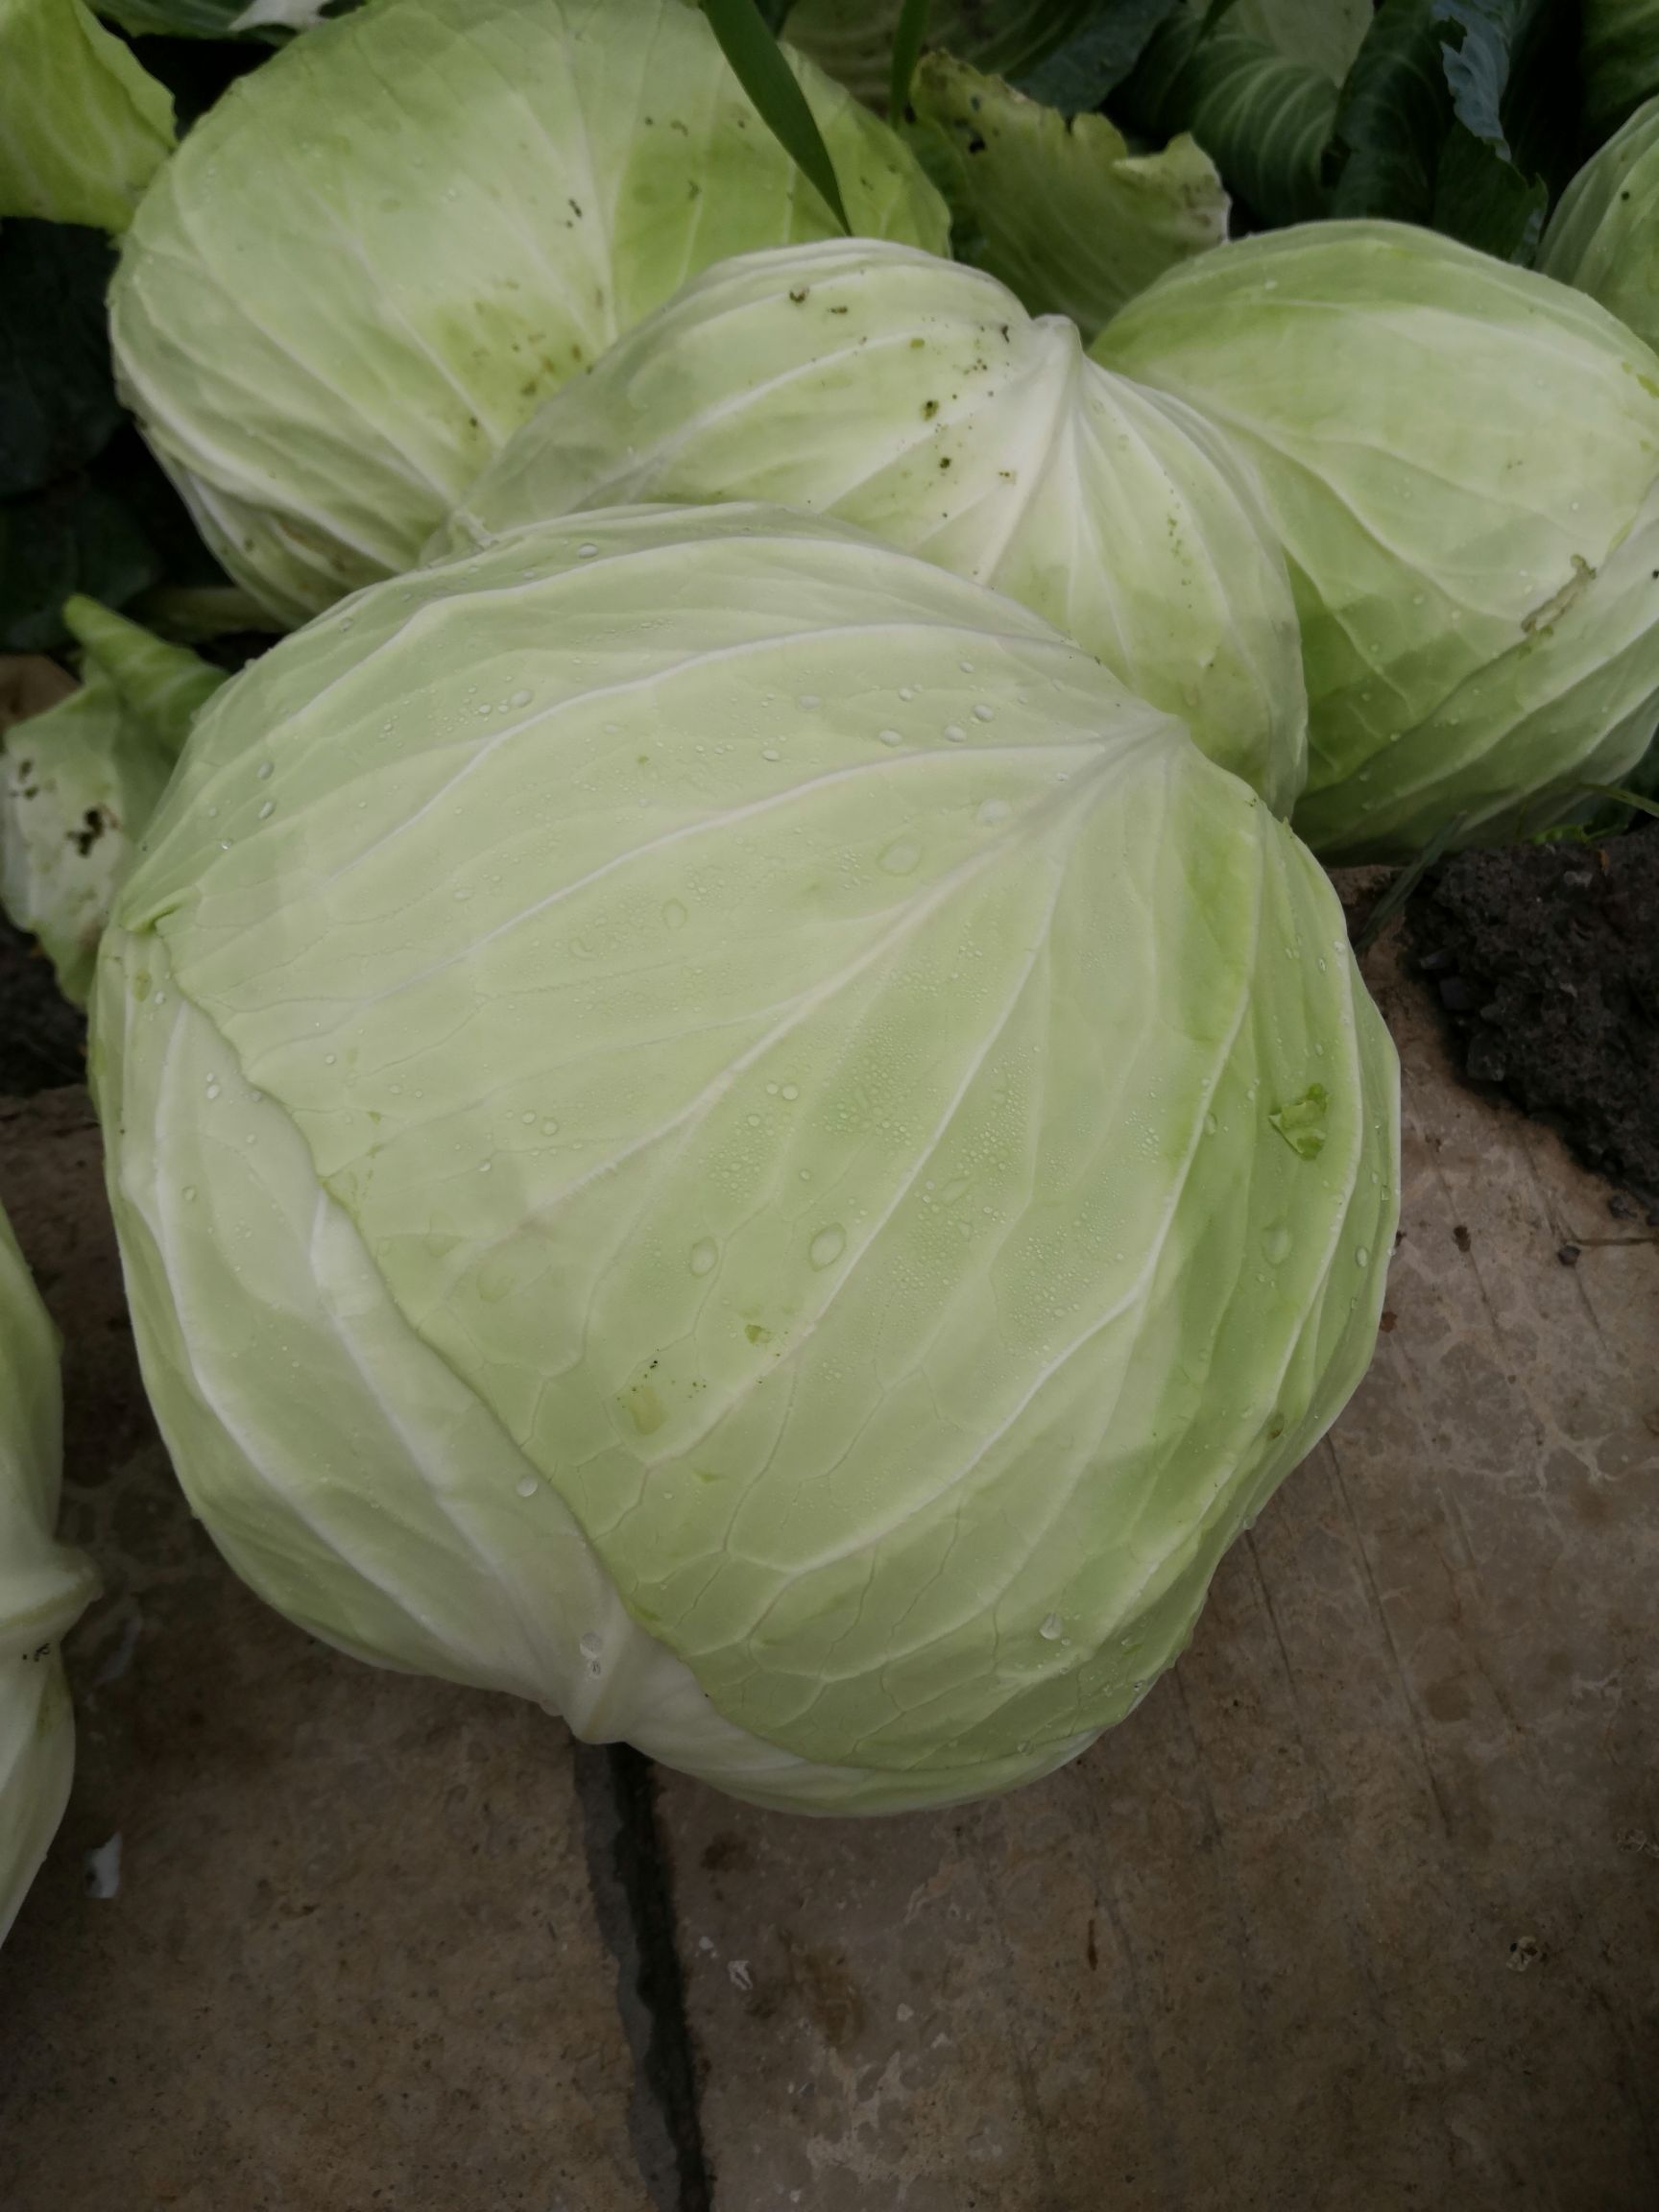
[1540,97,1659,358]
[93,503,1396,1815]
[1094,221,1659,860]
[108,0,949,628]
[445,241,1308,814]
[1,1201,98,1943]
[1,597,225,1007]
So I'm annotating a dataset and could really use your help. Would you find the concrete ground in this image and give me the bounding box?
[0,927,1654,2212]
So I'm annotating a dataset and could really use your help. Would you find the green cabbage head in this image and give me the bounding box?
[1094,221,1659,860]
[2,1201,98,1943]
[93,506,1397,1815]
[444,241,1308,815]
[108,0,948,629]
[1540,96,1659,357]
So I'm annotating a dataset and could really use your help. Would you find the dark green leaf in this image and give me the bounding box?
[755,0,795,27]
[0,479,157,654]
[1432,0,1534,157]
[1119,23,1335,224]
[1014,0,1185,115]
[0,430,226,653]
[1111,12,1205,135]
[701,0,852,229]
[1431,113,1547,257]
[1330,0,1450,222]
[1581,0,1659,144]
[889,0,930,118]
[1186,35,1337,222]
[0,226,121,500]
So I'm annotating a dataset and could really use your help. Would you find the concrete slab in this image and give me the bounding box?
[0,1092,656,2212]
[657,931,1659,2212]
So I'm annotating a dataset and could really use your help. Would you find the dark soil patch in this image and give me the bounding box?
[0,914,85,1094]
[1406,824,1659,1205]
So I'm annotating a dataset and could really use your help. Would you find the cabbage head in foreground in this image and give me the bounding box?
[94,506,1397,1815]
[108,0,948,629]
[2,1202,98,1942]
[1094,221,1659,861]
[445,241,1308,815]
[1540,97,1659,358]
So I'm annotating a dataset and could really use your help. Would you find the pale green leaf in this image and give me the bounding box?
[0,0,175,231]
[909,52,1228,338]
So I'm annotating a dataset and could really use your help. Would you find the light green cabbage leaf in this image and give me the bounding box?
[0,0,175,230]
[1,598,224,1007]
[94,504,1396,1815]
[444,241,1306,814]
[108,0,949,629]
[1,1202,99,1944]
[1095,220,1659,860]
[1539,96,1659,355]
[906,53,1228,340]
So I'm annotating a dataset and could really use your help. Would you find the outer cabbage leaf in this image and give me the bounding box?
[0,0,175,231]
[443,241,1306,814]
[95,504,1397,1814]
[907,53,1228,340]
[1539,97,1659,355]
[0,597,223,1005]
[1582,0,1659,143]
[108,0,949,628]
[1,1202,99,1943]
[1095,221,1659,860]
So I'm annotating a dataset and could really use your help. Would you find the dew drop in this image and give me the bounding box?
[516,1475,540,1499]
[943,723,968,743]
[1203,1111,1218,1136]
[541,1118,560,1137]
[662,899,688,929]
[797,693,821,710]
[781,1082,800,1101]
[1261,1223,1292,1265]
[808,1224,847,1269]
[1039,1612,1064,1641]
[576,541,598,559]
[689,1238,718,1277]
[182,1186,198,1203]
[973,703,995,722]
[509,687,533,709]
[761,745,781,761]
[878,837,921,875]
[977,797,1010,827]
[255,760,274,781]
[878,728,903,747]
[256,799,275,820]
[1355,1244,1371,1268]
[579,1631,603,1662]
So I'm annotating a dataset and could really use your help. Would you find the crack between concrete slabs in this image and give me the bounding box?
[575,1743,713,2212]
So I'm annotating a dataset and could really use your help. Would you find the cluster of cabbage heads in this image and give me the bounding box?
[7,0,1656,1847]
